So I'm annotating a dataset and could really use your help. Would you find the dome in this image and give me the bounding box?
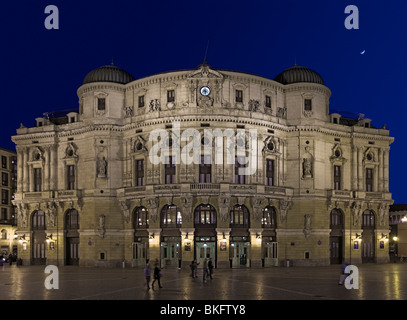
[82,64,135,85]
[274,65,324,85]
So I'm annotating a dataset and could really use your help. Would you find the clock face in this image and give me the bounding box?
[200,86,211,96]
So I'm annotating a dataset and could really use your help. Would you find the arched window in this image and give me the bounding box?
[134,206,149,229]
[32,210,45,230]
[262,206,277,228]
[161,205,182,228]
[1,229,6,240]
[362,210,375,228]
[194,204,217,226]
[330,208,343,229]
[65,209,79,229]
[230,205,249,227]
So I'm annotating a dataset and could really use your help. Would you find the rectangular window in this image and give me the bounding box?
[0,208,7,220]
[138,95,145,108]
[167,90,175,103]
[266,159,275,186]
[33,168,42,192]
[304,99,312,111]
[135,159,145,186]
[235,156,246,184]
[1,189,8,205]
[97,98,106,111]
[67,165,75,190]
[1,156,7,169]
[199,155,211,183]
[265,95,271,108]
[165,156,176,184]
[1,172,8,186]
[334,165,341,190]
[235,90,243,103]
[366,168,373,192]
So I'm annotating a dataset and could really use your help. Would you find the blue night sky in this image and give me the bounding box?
[1,0,406,204]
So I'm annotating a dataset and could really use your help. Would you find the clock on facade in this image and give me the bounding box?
[200,86,211,96]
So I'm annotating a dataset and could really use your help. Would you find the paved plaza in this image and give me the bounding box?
[1,262,406,301]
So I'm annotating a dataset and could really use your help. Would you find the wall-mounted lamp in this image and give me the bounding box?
[13,232,18,240]
[355,233,362,242]
[149,233,155,241]
[46,234,53,242]
[184,233,189,242]
[256,233,261,240]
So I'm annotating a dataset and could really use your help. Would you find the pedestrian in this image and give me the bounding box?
[152,263,163,289]
[203,258,209,282]
[191,259,199,278]
[208,258,214,280]
[144,262,151,289]
[8,254,12,266]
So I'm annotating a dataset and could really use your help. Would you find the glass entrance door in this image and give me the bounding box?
[132,238,149,267]
[263,241,278,267]
[161,237,180,268]
[230,240,250,268]
[195,240,215,268]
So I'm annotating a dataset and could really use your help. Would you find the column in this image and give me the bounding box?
[23,148,29,192]
[16,147,23,192]
[378,148,383,192]
[357,146,363,191]
[352,145,358,191]
[383,148,389,192]
[50,145,57,190]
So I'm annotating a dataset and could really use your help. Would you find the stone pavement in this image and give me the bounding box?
[1,262,406,301]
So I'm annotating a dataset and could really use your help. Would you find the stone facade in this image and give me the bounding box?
[0,147,17,260]
[11,63,394,267]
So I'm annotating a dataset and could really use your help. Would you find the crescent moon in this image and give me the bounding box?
[360,50,366,54]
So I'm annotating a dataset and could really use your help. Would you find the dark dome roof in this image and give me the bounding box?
[274,65,324,85]
[83,65,135,85]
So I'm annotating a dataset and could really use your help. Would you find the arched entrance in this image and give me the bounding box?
[160,204,182,268]
[31,210,46,265]
[261,206,278,267]
[133,206,149,267]
[329,208,344,264]
[230,204,250,268]
[362,210,375,263]
[194,204,217,268]
[65,208,79,265]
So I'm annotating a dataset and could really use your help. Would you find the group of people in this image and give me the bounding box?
[143,257,215,290]
[190,258,214,282]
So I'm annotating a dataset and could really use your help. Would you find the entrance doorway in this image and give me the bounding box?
[195,237,216,268]
[65,208,79,266]
[32,210,46,265]
[230,237,250,268]
[161,237,181,268]
[329,208,344,264]
[362,210,375,263]
[262,241,278,267]
[133,238,149,267]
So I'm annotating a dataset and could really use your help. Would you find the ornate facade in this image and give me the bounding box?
[11,63,394,267]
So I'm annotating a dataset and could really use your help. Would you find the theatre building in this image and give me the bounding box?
[11,62,394,267]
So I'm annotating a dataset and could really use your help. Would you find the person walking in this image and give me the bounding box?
[144,262,151,290]
[203,258,209,282]
[152,263,163,289]
[208,258,214,280]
